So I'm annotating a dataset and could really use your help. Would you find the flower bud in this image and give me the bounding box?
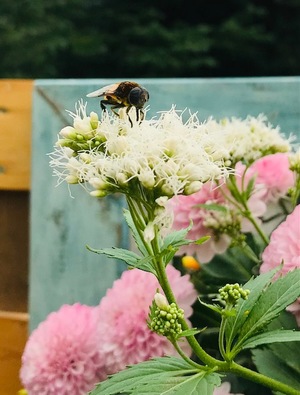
[89,177,109,190]
[65,175,79,184]
[60,126,77,139]
[90,111,99,129]
[219,283,250,306]
[154,292,169,310]
[184,181,203,195]
[138,170,156,189]
[144,222,155,242]
[90,190,108,198]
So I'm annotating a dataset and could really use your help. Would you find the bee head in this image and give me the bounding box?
[128,87,149,108]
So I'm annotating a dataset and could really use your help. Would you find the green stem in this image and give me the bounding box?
[227,175,270,246]
[157,258,299,394]
[126,197,299,395]
[245,211,269,245]
[291,173,300,207]
[126,197,147,234]
[227,362,300,395]
[170,338,206,370]
[218,315,228,361]
[151,227,226,368]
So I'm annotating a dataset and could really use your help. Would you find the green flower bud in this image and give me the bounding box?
[219,283,250,306]
[148,295,184,339]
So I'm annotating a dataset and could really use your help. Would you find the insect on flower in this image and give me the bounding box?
[87,81,149,126]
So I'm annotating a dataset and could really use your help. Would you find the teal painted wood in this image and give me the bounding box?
[30,77,300,330]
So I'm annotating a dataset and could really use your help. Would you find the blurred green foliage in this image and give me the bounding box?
[0,0,299,78]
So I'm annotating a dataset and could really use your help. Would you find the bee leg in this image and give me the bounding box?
[100,100,108,112]
[126,106,134,127]
[136,107,139,122]
[138,109,144,124]
[111,104,125,118]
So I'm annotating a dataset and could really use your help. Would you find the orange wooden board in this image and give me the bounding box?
[0,80,33,191]
[0,311,29,394]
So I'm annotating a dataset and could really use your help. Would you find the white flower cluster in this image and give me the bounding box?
[50,102,232,200]
[50,102,293,204]
[216,114,293,164]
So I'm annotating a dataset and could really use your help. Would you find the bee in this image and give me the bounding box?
[86,81,149,126]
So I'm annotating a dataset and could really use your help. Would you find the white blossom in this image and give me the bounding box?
[50,104,232,200]
[218,114,293,164]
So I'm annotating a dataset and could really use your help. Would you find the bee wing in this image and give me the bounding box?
[86,83,119,98]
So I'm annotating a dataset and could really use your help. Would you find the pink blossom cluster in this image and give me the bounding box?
[168,182,230,263]
[20,265,197,394]
[169,153,295,263]
[260,204,300,326]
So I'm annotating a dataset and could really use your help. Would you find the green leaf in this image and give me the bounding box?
[160,225,209,266]
[88,356,221,395]
[194,236,211,245]
[177,328,204,338]
[199,298,223,315]
[252,344,300,392]
[243,174,256,200]
[225,268,278,350]
[271,340,300,373]
[242,329,300,349]
[226,177,243,203]
[86,245,156,274]
[162,223,193,250]
[123,209,148,256]
[236,269,300,346]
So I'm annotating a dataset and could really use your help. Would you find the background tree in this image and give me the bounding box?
[0,0,299,78]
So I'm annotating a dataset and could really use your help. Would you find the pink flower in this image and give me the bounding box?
[96,265,197,377]
[286,300,300,327]
[168,182,231,263]
[260,205,300,325]
[249,153,294,203]
[260,205,300,275]
[214,382,244,395]
[20,304,105,395]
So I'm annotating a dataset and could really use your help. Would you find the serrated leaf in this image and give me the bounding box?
[162,223,193,250]
[243,175,256,200]
[242,329,300,349]
[160,246,177,267]
[226,177,243,203]
[123,209,148,256]
[199,298,223,315]
[86,245,156,274]
[270,341,300,373]
[160,223,206,266]
[177,328,204,338]
[225,268,280,352]
[252,346,300,391]
[89,356,221,395]
[236,269,300,346]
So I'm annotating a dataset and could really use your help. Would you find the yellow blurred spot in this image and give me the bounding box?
[182,255,201,271]
[18,390,28,395]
